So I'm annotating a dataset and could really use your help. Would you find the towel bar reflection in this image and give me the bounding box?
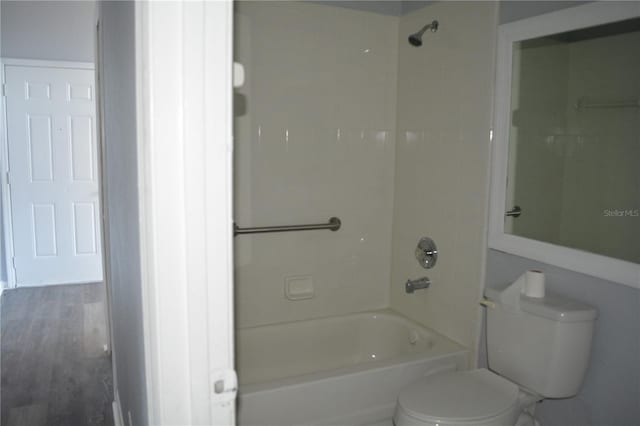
[234,217,341,236]
[575,98,640,110]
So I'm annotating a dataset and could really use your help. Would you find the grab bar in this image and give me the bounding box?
[234,217,341,236]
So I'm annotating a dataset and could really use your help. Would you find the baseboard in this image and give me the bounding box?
[113,389,125,426]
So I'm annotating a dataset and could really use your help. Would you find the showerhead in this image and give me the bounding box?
[408,33,423,47]
[408,20,439,47]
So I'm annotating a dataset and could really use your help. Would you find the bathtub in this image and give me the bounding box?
[236,310,468,426]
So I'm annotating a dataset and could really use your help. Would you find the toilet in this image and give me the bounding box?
[393,282,597,426]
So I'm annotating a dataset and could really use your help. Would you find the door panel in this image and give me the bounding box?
[27,115,55,181]
[5,65,103,286]
[32,203,57,256]
[73,202,98,255]
[69,116,95,181]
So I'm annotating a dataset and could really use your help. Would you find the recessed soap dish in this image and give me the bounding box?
[285,275,314,301]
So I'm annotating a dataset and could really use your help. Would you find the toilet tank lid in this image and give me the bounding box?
[519,292,597,322]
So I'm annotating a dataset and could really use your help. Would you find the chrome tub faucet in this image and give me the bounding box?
[405,277,431,294]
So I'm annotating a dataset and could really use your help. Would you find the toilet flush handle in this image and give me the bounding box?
[479,297,496,309]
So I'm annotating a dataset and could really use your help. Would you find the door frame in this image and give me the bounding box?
[134,1,236,423]
[0,58,97,289]
[94,20,113,355]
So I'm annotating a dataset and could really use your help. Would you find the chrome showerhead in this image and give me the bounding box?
[408,20,439,47]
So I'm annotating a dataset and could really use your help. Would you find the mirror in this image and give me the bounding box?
[490,3,640,287]
[506,18,640,264]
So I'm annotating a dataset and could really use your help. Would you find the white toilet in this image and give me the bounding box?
[393,282,597,426]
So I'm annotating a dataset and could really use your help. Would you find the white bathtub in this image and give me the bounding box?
[236,310,468,426]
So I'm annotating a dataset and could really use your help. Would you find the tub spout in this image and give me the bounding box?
[405,277,431,294]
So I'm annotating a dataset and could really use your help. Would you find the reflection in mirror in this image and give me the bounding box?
[505,18,640,264]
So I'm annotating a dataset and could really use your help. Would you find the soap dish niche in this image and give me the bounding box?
[285,275,314,301]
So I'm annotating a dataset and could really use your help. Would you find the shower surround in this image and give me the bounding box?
[234,1,398,328]
[233,0,498,407]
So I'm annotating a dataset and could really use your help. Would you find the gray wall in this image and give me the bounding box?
[1,1,95,61]
[99,2,148,425]
[485,5,639,426]
[484,250,640,426]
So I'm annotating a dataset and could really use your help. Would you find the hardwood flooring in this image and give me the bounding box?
[1,283,114,426]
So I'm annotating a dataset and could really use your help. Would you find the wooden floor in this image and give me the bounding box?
[1,283,114,426]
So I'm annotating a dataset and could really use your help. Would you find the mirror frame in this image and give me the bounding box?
[488,2,640,289]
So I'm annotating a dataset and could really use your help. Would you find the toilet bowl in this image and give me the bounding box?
[394,369,528,426]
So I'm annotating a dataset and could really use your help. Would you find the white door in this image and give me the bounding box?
[4,64,102,286]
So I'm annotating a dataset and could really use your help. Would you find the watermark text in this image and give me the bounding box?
[603,209,639,217]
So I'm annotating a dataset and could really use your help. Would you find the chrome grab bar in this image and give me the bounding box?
[234,217,341,236]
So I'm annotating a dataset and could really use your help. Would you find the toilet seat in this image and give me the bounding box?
[394,369,521,426]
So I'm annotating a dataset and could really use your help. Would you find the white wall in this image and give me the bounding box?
[1,1,95,61]
[233,1,398,328]
[99,2,148,425]
[390,1,498,360]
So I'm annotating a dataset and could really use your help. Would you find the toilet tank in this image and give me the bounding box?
[486,290,597,398]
